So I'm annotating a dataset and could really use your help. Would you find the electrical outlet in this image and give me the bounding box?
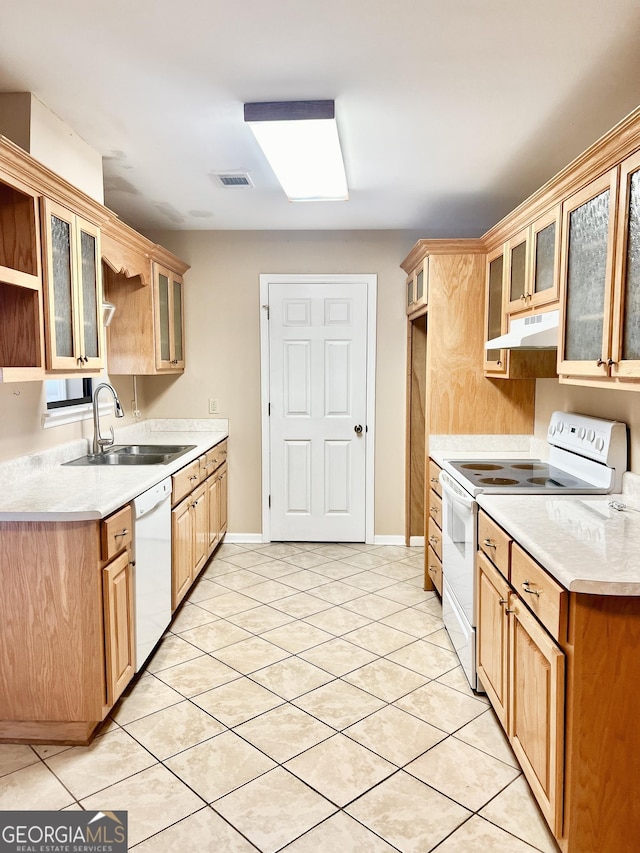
[208,398,219,414]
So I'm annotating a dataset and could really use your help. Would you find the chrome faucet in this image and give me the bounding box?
[92,382,125,454]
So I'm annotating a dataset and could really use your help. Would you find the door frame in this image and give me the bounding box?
[260,273,377,544]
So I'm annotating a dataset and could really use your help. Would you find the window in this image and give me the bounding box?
[46,378,93,409]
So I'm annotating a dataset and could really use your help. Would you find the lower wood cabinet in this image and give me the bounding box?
[102,548,135,708]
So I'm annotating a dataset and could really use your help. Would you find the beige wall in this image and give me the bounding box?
[535,379,640,472]
[143,230,421,538]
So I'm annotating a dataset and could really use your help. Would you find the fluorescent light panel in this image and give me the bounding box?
[244,100,348,202]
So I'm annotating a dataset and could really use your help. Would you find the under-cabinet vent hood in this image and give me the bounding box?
[485,309,560,350]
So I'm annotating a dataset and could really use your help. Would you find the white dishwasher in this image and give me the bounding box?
[131,478,172,670]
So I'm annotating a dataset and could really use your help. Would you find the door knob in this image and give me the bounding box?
[354,424,363,435]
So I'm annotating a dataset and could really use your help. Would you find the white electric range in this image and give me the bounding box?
[437,411,628,690]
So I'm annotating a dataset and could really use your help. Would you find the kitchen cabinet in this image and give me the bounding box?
[405,257,428,316]
[505,207,561,317]
[476,509,640,851]
[41,197,103,371]
[424,460,442,595]
[0,505,135,744]
[484,246,508,376]
[155,263,185,370]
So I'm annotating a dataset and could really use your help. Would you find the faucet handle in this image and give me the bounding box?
[98,426,115,449]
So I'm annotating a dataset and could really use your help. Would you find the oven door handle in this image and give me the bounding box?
[439,472,477,511]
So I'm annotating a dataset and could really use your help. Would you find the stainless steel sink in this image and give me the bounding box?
[63,444,197,467]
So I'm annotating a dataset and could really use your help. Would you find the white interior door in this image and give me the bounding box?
[266,280,369,541]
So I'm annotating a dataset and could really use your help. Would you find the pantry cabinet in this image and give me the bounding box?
[41,197,103,371]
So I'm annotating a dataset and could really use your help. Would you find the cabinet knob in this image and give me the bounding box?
[499,598,508,606]
[520,294,526,302]
[496,360,502,367]
[607,358,616,366]
[596,358,605,366]
[482,538,496,549]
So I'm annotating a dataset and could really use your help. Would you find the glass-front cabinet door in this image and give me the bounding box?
[154,263,185,370]
[42,198,103,371]
[611,151,640,378]
[484,247,508,375]
[558,169,618,377]
[405,259,428,315]
[505,228,529,314]
[529,205,561,310]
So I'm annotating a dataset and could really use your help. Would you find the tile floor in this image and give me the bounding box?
[0,541,560,852]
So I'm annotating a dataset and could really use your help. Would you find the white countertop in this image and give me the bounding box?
[0,419,229,521]
[477,491,640,596]
[429,434,546,468]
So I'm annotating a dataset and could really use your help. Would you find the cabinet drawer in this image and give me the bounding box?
[428,459,442,497]
[427,545,443,595]
[200,439,228,478]
[478,511,511,579]
[172,459,202,505]
[429,490,442,528]
[512,543,568,642]
[101,505,132,562]
[428,517,442,561]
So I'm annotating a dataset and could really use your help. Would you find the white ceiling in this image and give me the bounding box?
[1,0,639,236]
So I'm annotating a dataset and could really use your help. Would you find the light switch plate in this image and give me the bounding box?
[208,398,219,414]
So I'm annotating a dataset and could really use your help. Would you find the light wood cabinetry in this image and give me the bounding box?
[171,440,228,611]
[0,505,135,744]
[476,510,640,851]
[484,246,508,376]
[154,263,185,370]
[406,258,428,316]
[424,460,443,595]
[505,207,561,316]
[41,197,103,371]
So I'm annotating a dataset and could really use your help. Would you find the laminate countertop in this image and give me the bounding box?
[0,419,228,522]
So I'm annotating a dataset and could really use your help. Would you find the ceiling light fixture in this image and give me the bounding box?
[244,100,348,202]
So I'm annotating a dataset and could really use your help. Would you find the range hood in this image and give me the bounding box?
[485,309,560,350]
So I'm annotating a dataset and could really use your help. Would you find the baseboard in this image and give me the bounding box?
[225,533,264,544]
[373,535,407,546]
[409,536,425,547]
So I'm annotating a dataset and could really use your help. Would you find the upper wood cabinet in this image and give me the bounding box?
[154,263,185,370]
[506,206,561,317]
[611,149,640,378]
[558,168,619,378]
[484,246,508,376]
[41,198,103,371]
[406,257,428,316]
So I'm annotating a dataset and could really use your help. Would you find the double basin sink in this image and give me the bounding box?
[64,444,197,466]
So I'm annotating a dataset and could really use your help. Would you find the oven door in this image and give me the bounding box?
[439,471,478,627]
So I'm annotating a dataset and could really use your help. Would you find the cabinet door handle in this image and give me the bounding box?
[597,358,605,366]
[189,475,198,481]
[430,506,439,513]
[499,597,508,606]
[430,477,439,485]
[520,294,526,302]
[607,358,617,366]
[522,580,540,596]
[429,535,439,546]
[114,528,129,538]
[482,538,496,549]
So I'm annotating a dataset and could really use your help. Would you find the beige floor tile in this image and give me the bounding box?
[31,744,71,760]
[275,569,331,591]
[80,763,203,847]
[293,679,385,729]
[215,569,269,590]
[312,544,360,559]
[185,578,228,603]
[387,639,460,679]
[394,553,425,570]
[244,578,303,603]
[177,618,252,652]
[261,620,334,653]
[253,543,306,558]
[343,594,405,620]
[395,681,487,732]
[211,636,290,673]
[192,678,283,726]
[124,700,225,760]
[346,770,470,853]
[381,607,443,638]
[221,551,273,569]
[281,552,335,569]
[165,730,275,801]
[249,657,335,700]
[110,673,184,725]
[480,777,561,853]
[378,581,432,606]
[272,591,333,618]
[285,811,398,852]
[432,814,542,852]
[286,734,395,806]
[343,658,428,702]
[134,806,256,852]
[153,655,239,696]
[339,552,388,570]
[202,557,239,578]
[370,545,417,561]
[146,634,204,673]
[236,704,334,762]
[299,637,377,676]
[341,571,396,592]
[313,562,363,580]
[424,627,456,651]
[414,596,443,617]
[0,743,39,776]
[170,602,218,632]
[214,766,336,853]
[454,708,518,767]
[345,705,447,766]
[227,604,294,633]
[250,559,302,578]
[406,736,520,811]
[305,580,364,604]
[197,590,261,617]
[436,665,490,702]
[303,605,372,635]
[44,728,156,799]
[215,543,251,559]
[342,622,415,655]
[0,762,74,809]
[372,561,423,581]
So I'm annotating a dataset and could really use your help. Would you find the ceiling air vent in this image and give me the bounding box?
[214,172,253,188]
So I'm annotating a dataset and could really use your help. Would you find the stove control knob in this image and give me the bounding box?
[595,437,605,451]
[548,424,556,436]
[578,427,586,439]
[557,422,564,433]
[587,429,595,442]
